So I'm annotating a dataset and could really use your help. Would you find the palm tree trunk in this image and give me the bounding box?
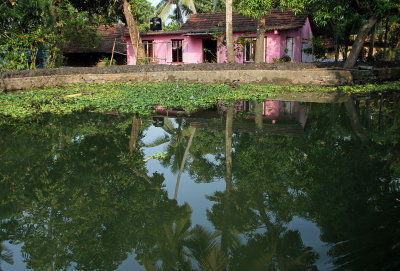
[255,17,266,63]
[189,0,197,14]
[123,0,146,63]
[226,0,235,63]
[344,15,379,68]
[176,0,184,24]
[174,128,196,200]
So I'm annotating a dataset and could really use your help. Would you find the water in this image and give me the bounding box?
[1,94,399,271]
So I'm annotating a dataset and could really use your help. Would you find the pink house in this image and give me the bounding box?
[122,9,313,65]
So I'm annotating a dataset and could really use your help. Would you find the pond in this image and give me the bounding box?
[1,93,399,271]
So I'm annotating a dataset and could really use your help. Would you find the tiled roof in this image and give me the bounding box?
[136,9,307,36]
[64,24,127,54]
[181,10,307,32]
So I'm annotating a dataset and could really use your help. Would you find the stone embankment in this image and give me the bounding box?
[1,63,400,92]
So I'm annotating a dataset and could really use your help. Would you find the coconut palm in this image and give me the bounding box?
[225,0,234,63]
[156,0,196,24]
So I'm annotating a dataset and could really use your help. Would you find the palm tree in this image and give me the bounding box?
[156,0,196,24]
[225,0,235,63]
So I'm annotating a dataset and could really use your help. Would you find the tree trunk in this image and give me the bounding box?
[254,102,263,130]
[255,17,266,64]
[344,15,379,68]
[123,0,146,64]
[129,116,142,153]
[368,23,376,60]
[189,0,197,14]
[174,127,196,200]
[176,0,184,24]
[48,0,62,66]
[344,98,370,144]
[226,0,235,63]
[254,102,263,143]
[221,105,233,254]
[383,18,389,60]
[333,20,339,63]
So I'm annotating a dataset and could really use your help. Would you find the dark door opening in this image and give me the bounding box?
[203,39,217,63]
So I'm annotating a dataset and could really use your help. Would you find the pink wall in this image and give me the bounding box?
[122,17,312,65]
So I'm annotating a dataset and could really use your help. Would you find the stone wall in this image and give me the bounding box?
[1,65,399,92]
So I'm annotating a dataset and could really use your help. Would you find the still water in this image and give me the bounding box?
[1,94,399,271]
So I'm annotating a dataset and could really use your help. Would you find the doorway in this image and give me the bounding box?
[203,39,217,63]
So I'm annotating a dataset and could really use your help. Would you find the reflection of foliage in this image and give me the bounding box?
[231,229,318,271]
[1,91,400,270]
[0,113,184,270]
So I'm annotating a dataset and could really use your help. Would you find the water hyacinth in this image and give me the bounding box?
[0,80,399,118]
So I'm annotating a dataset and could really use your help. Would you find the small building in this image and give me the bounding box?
[122,9,313,65]
[64,24,127,66]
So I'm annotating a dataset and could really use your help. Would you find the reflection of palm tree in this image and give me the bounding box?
[147,118,195,199]
[222,105,234,254]
[147,118,193,173]
[175,127,196,200]
[0,242,13,271]
[186,225,228,271]
[153,204,193,271]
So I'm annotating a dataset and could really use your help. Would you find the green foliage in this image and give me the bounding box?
[272,55,291,63]
[0,0,58,71]
[0,28,58,71]
[234,0,273,19]
[195,0,225,13]
[0,0,108,71]
[302,37,328,60]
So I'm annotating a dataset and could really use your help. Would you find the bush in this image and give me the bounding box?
[273,55,291,63]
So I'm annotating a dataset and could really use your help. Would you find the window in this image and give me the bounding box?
[143,40,153,61]
[244,39,256,62]
[172,39,183,63]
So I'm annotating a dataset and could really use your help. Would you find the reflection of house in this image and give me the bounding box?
[122,9,313,65]
[63,24,127,66]
[155,101,308,136]
[222,100,308,128]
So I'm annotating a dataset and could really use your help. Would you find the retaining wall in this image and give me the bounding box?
[1,65,399,92]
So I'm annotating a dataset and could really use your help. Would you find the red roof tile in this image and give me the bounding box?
[180,10,307,32]
[134,9,307,37]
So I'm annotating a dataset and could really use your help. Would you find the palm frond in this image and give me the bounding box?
[157,2,173,21]
[145,135,170,148]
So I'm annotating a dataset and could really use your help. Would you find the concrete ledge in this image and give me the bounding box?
[1,69,355,92]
